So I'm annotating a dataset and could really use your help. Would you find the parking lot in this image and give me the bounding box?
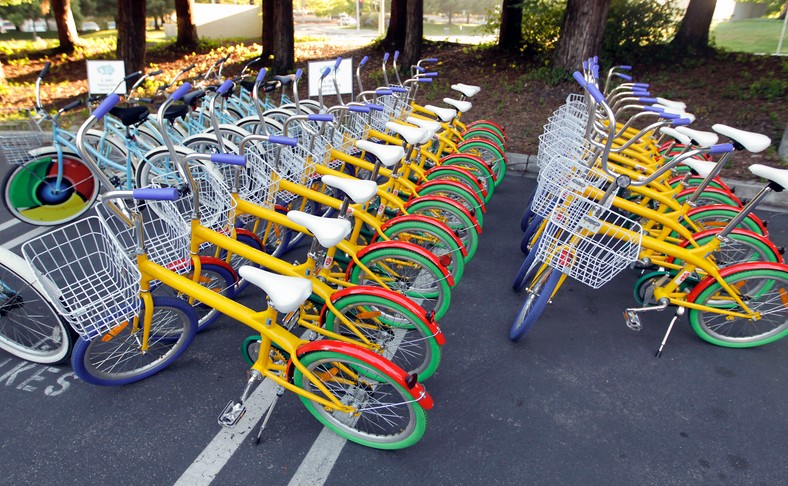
[1,168,786,485]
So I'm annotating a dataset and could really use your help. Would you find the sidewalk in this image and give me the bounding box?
[506,153,788,210]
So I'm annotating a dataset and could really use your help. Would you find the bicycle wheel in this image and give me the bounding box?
[405,199,479,263]
[324,290,442,381]
[464,120,508,146]
[675,188,742,208]
[380,218,466,283]
[415,181,485,228]
[83,129,133,189]
[347,246,453,321]
[456,139,507,187]
[509,267,561,342]
[520,214,544,255]
[461,127,506,152]
[682,206,767,237]
[151,258,236,332]
[0,254,74,364]
[671,229,782,271]
[71,295,197,386]
[212,229,267,295]
[513,235,542,292]
[687,266,788,347]
[424,166,487,205]
[293,350,428,449]
[135,146,193,187]
[438,155,495,203]
[3,154,99,226]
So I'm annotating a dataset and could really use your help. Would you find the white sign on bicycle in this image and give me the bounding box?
[307,58,353,98]
[86,60,126,95]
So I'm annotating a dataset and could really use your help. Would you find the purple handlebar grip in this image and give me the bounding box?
[295,68,303,80]
[39,62,50,79]
[582,61,588,71]
[643,106,663,113]
[211,153,246,166]
[424,72,438,78]
[417,78,433,83]
[586,83,605,103]
[632,90,650,96]
[639,97,658,104]
[615,73,633,81]
[308,114,334,122]
[256,68,267,83]
[376,88,393,95]
[619,65,632,70]
[572,71,586,87]
[592,65,599,81]
[321,67,331,77]
[415,66,425,73]
[360,56,368,66]
[633,82,649,89]
[269,135,298,146]
[335,57,342,68]
[390,86,407,93]
[672,118,692,127]
[217,79,234,95]
[394,51,399,60]
[708,143,734,154]
[660,112,680,120]
[92,93,120,120]
[367,103,384,111]
[133,187,179,201]
[348,105,371,113]
[169,82,192,101]
[383,52,390,63]
[425,58,438,62]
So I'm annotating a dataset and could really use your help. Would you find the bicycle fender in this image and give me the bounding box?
[404,196,481,234]
[667,228,783,264]
[323,285,445,345]
[290,340,434,409]
[676,186,742,207]
[685,205,768,236]
[197,255,239,281]
[685,261,788,303]
[439,152,494,178]
[373,214,467,257]
[425,166,487,197]
[414,179,486,212]
[346,240,455,286]
[465,119,508,140]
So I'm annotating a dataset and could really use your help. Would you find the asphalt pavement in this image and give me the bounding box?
[0,170,786,485]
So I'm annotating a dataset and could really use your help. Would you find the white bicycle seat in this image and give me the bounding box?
[355,140,404,167]
[443,98,472,113]
[659,127,691,146]
[386,121,428,145]
[675,127,718,148]
[321,174,378,204]
[749,164,788,190]
[712,124,771,153]
[451,83,481,98]
[656,97,687,110]
[406,116,442,132]
[423,105,457,122]
[287,210,351,248]
[237,266,312,313]
[680,158,717,178]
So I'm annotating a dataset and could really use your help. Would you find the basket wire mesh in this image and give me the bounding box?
[532,152,610,218]
[0,113,47,165]
[21,215,142,340]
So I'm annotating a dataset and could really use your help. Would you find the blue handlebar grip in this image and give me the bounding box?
[217,79,234,95]
[367,103,384,111]
[390,86,407,93]
[170,82,192,101]
[348,105,371,114]
[415,66,425,73]
[424,72,438,78]
[586,83,605,103]
[376,88,393,95]
[360,56,368,66]
[672,118,692,126]
[619,65,632,70]
[295,68,303,80]
[593,55,599,63]
[572,71,586,87]
[633,82,649,89]
[425,58,438,62]
[335,57,342,68]
[394,51,400,60]
[269,135,298,146]
[133,187,179,201]
[632,90,650,97]
[417,78,433,83]
[582,61,588,71]
[211,153,246,166]
[321,67,331,78]
[308,114,334,122]
[639,97,658,104]
[592,65,599,81]
[383,52,390,63]
[708,143,734,154]
[92,93,120,120]
[256,68,267,83]
[643,106,663,113]
[660,112,680,120]
[615,73,633,81]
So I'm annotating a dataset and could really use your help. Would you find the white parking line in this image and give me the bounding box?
[287,428,346,486]
[2,226,49,250]
[0,219,21,232]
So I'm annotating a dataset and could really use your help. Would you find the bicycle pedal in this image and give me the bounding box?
[218,400,246,427]
[624,310,642,331]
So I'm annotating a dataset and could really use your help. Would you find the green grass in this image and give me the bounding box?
[711,18,788,54]
[423,22,484,37]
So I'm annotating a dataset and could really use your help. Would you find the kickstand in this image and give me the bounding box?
[255,386,284,445]
[655,308,685,358]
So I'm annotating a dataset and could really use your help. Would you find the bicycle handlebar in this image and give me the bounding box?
[169,82,192,102]
[92,93,120,119]
[132,188,179,201]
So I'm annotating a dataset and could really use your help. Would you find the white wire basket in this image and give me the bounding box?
[21,215,142,340]
[532,152,609,218]
[536,130,590,169]
[240,139,280,208]
[0,114,47,165]
[535,193,643,289]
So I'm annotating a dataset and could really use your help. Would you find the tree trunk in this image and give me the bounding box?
[271,0,294,74]
[175,0,199,48]
[262,0,275,58]
[51,0,81,54]
[498,0,523,51]
[671,0,717,51]
[117,0,147,74]
[552,0,611,71]
[382,0,406,50]
[401,0,423,70]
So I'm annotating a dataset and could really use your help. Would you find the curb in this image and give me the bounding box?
[505,153,788,211]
